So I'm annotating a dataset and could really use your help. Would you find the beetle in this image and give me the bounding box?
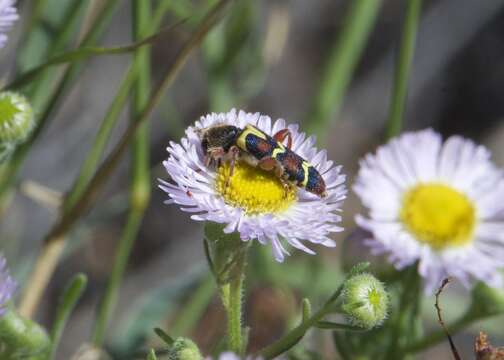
[198,123,327,198]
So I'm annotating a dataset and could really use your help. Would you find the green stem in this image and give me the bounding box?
[91,210,144,345]
[0,0,120,206]
[385,0,422,139]
[259,286,344,360]
[50,274,87,359]
[63,64,136,212]
[171,274,215,336]
[384,265,421,360]
[0,2,88,205]
[403,313,473,354]
[259,301,328,359]
[91,0,152,346]
[64,0,174,212]
[205,223,249,355]
[226,263,245,354]
[308,0,382,141]
[47,0,232,241]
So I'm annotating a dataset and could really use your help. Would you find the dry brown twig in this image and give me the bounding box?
[435,277,462,360]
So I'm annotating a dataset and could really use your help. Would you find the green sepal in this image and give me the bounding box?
[204,222,249,285]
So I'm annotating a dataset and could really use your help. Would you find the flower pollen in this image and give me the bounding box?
[400,183,476,250]
[215,161,297,215]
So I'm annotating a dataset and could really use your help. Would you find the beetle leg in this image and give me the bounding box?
[258,157,292,198]
[205,147,225,168]
[281,180,291,198]
[258,157,278,171]
[225,146,240,190]
[204,155,212,167]
[273,128,293,149]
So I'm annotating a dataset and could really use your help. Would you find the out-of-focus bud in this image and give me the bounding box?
[0,91,34,162]
[168,337,202,360]
[341,273,389,330]
[0,309,50,359]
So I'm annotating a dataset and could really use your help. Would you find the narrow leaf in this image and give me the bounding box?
[7,21,184,90]
[50,273,88,358]
[154,327,174,346]
[386,0,422,139]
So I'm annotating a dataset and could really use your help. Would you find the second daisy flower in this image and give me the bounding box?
[354,129,504,292]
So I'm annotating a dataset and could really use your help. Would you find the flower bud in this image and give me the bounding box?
[0,309,50,359]
[0,91,34,161]
[341,273,389,330]
[168,337,202,360]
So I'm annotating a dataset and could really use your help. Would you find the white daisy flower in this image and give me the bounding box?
[354,129,504,293]
[159,109,346,262]
[0,0,18,49]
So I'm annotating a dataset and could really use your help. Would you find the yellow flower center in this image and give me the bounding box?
[215,161,297,215]
[0,96,21,125]
[367,288,381,309]
[400,183,476,250]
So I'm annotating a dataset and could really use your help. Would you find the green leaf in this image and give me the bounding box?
[154,327,175,346]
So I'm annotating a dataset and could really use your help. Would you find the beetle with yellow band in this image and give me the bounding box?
[199,123,327,198]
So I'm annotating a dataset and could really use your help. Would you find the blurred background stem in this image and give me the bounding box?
[307,0,382,142]
[91,0,152,346]
[64,0,174,213]
[49,273,88,359]
[0,0,121,207]
[17,0,233,320]
[385,0,422,139]
[170,274,215,337]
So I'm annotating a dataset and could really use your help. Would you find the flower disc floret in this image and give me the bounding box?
[215,162,297,215]
[400,183,476,249]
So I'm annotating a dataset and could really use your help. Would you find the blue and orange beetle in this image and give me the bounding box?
[198,123,327,197]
